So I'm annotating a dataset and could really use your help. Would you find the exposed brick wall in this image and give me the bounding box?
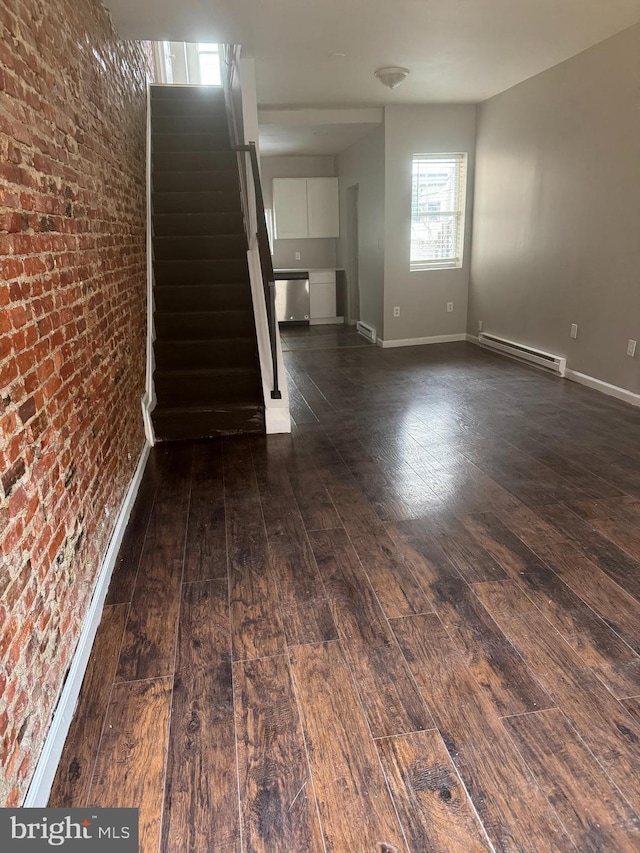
[0,0,149,805]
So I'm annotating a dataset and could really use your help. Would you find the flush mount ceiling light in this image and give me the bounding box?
[374,66,410,89]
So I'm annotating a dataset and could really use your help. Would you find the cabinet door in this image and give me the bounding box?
[307,178,339,238]
[272,178,308,239]
[309,271,336,318]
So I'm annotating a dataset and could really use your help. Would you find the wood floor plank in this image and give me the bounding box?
[161,581,238,853]
[392,613,572,851]
[289,641,408,852]
[287,445,342,532]
[234,654,324,853]
[463,512,640,699]
[309,527,394,648]
[223,436,260,498]
[376,729,492,853]
[183,441,226,582]
[533,503,640,600]
[622,697,640,726]
[49,604,128,807]
[417,513,507,583]
[475,580,640,807]
[504,708,640,852]
[116,445,192,681]
[309,527,432,737]
[496,504,640,653]
[267,538,337,646]
[387,521,552,717]
[105,451,161,605]
[349,526,434,618]
[314,462,385,536]
[88,677,173,853]
[227,494,286,661]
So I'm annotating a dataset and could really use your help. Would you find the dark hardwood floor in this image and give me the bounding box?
[50,333,640,852]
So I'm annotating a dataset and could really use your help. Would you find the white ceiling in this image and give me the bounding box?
[106,0,640,105]
[258,123,379,157]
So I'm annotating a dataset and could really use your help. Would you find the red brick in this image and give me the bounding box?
[0,0,148,806]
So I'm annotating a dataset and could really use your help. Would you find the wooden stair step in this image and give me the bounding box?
[151,404,265,440]
[152,212,245,237]
[153,234,247,261]
[152,190,241,215]
[154,337,258,370]
[154,310,255,340]
[152,114,229,134]
[154,367,262,407]
[150,85,225,101]
[153,284,252,313]
[152,132,230,152]
[153,170,239,193]
[153,258,249,286]
[152,151,236,172]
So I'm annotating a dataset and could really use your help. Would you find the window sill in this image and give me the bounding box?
[410,263,463,272]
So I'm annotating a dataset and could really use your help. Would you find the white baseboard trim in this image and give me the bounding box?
[24,442,151,807]
[141,391,156,446]
[377,333,467,349]
[309,316,344,326]
[468,333,639,407]
[564,369,640,407]
[466,333,480,344]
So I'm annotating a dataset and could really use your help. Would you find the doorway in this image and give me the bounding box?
[346,184,360,325]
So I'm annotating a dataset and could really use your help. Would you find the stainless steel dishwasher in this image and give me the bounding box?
[274,272,310,322]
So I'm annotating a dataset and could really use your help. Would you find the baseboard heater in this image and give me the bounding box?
[478,332,566,376]
[356,321,377,344]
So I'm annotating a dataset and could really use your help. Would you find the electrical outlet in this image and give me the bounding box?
[478,320,483,332]
[627,339,637,357]
[570,324,578,339]
[447,302,454,313]
[295,252,301,261]
[393,306,400,317]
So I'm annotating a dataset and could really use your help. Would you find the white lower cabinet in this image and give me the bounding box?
[309,270,336,319]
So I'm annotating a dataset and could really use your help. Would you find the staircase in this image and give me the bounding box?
[150,85,265,440]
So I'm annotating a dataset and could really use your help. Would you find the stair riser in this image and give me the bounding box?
[152,213,245,237]
[152,408,265,440]
[151,99,227,117]
[152,191,241,215]
[153,151,236,172]
[154,284,252,312]
[153,235,247,261]
[153,259,249,286]
[154,339,257,370]
[154,374,261,407]
[153,171,239,193]
[155,312,255,340]
[150,85,226,101]
[152,115,229,134]
[152,132,230,152]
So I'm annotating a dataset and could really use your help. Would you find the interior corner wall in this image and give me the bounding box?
[261,156,338,270]
[383,104,477,342]
[337,126,385,335]
[0,0,148,805]
[468,23,640,394]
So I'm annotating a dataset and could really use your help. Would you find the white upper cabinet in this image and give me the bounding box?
[273,177,339,239]
[306,178,340,238]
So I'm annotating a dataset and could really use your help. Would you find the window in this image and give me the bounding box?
[197,43,221,85]
[410,152,467,271]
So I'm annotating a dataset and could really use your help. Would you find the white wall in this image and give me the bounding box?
[469,23,640,394]
[383,104,477,342]
[337,126,385,336]
[261,155,337,269]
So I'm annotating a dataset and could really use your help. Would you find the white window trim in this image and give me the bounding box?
[410,152,468,273]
